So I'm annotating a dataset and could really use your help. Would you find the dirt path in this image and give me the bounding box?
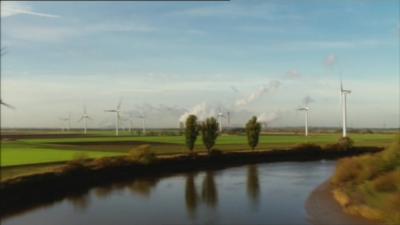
[305,181,382,225]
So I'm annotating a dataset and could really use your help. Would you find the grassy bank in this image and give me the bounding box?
[0,144,381,218]
[331,136,400,225]
[1,133,395,167]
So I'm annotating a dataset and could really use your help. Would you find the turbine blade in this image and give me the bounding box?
[1,101,15,109]
[117,98,122,110]
[340,79,343,92]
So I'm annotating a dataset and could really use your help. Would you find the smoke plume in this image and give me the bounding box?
[324,54,336,67]
[284,69,301,79]
[179,102,216,123]
[302,96,314,106]
[257,112,280,125]
[235,80,281,107]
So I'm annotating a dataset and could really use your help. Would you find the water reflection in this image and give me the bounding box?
[246,165,260,207]
[66,190,90,211]
[127,178,159,198]
[2,162,338,225]
[201,171,218,208]
[185,173,198,218]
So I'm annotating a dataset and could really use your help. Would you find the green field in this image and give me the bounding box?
[1,132,396,167]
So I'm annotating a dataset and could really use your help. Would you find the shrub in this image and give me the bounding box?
[331,157,362,185]
[93,157,128,169]
[62,153,89,172]
[128,144,157,164]
[372,171,399,192]
[209,149,223,157]
[337,137,354,151]
[292,143,321,152]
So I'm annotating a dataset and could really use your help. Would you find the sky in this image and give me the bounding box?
[1,0,399,129]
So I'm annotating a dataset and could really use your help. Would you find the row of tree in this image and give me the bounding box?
[185,115,261,153]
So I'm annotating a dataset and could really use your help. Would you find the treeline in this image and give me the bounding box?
[185,115,262,154]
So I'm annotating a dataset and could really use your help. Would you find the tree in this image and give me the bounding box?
[245,116,261,150]
[200,117,219,153]
[185,115,199,152]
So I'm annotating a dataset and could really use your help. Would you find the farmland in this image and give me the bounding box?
[1,131,396,167]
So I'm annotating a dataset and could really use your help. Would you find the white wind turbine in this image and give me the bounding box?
[137,112,146,135]
[0,48,15,110]
[0,99,15,109]
[59,113,71,131]
[340,81,351,137]
[120,114,134,133]
[297,107,309,136]
[105,99,122,136]
[217,112,225,132]
[78,106,91,135]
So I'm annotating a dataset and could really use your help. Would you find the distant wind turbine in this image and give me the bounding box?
[105,99,122,136]
[226,111,231,128]
[217,112,225,132]
[137,112,146,135]
[59,113,71,131]
[78,105,91,135]
[297,107,309,136]
[340,81,351,137]
[120,115,134,133]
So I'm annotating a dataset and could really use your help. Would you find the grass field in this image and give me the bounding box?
[1,132,396,168]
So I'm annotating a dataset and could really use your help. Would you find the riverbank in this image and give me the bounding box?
[306,181,381,225]
[0,145,381,218]
[330,137,399,225]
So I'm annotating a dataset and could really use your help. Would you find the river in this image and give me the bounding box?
[2,160,336,225]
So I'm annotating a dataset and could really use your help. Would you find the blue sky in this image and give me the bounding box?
[1,0,399,129]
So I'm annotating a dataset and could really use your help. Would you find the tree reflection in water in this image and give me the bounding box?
[66,191,90,211]
[127,178,159,198]
[201,171,218,208]
[185,173,198,218]
[247,164,260,208]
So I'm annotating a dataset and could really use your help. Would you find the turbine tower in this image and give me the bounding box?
[297,107,309,136]
[78,106,91,135]
[340,81,351,137]
[137,112,146,135]
[105,99,122,136]
[226,111,231,128]
[217,112,225,132]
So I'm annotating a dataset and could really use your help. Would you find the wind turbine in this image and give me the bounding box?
[217,112,225,132]
[226,111,231,129]
[59,114,71,131]
[137,112,146,135]
[297,107,309,136]
[0,48,14,110]
[105,99,122,136]
[340,81,351,137]
[0,99,15,109]
[121,115,134,133]
[78,106,91,135]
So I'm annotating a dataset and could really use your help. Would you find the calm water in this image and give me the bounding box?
[3,161,336,225]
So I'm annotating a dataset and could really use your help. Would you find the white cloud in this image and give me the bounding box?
[4,22,157,43]
[1,2,59,18]
[284,69,301,79]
